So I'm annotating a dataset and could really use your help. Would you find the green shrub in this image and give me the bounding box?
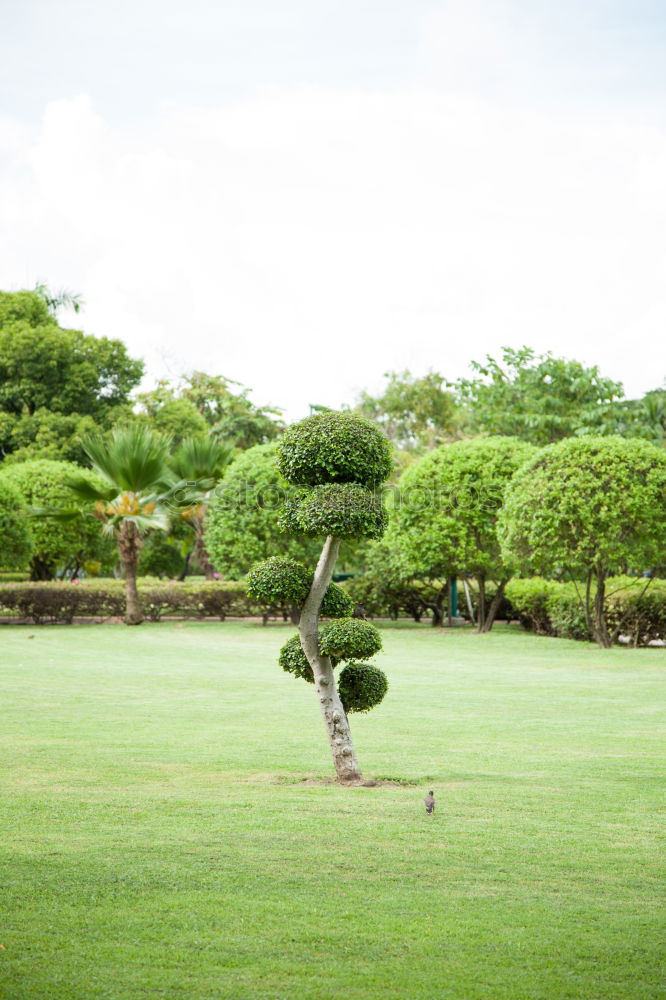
[277,412,393,488]
[280,483,388,539]
[337,662,389,714]
[278,635,315,683]
[506,576,666,646]
[0,477,33,570]
[246,557,353,619]
[319,618,383,660]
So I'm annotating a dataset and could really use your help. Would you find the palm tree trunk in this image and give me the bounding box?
[117,521,143,625]
[299,535,362,783]
[195,513,216,580]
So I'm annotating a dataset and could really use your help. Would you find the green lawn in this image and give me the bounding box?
[1,621,664,1000]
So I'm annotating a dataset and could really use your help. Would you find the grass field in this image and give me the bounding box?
[1,621,664,1000]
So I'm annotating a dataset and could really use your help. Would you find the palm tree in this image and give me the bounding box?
[67,425,173,624]
[169,437,233,579]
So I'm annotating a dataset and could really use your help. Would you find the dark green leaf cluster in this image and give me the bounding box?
[279,483,387,539]
[318,617,382,660]
[277,412,392,488]
[320,582,354,618]
[246,556,312,605]
[337,662,389,714]
[278,635,316,683]
[246,556,353,616]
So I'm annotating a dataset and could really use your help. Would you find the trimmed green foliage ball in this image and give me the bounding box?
[337,662,389,713]
[246,557,311,606]
[278,634,341,682]
[277,412,393,488]
[246,556,353,617]
[320,582,354,618]
[0,478,33,570]
[278,634,314,683]
[279,483,388,539]
[319,617,382,660]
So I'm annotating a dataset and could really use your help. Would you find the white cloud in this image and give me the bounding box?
[1,87,665,419]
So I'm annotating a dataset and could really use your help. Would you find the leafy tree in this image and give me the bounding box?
[0,408,100,466]
[0,478,33,570]
[0,289,143,420]
[455,347,627,445]
[136,372,283,450]
[0,459,113,580]
[354,370,458,452]
[204,443,322,579]
[386,437,537,631]
[246,412,393,783]
[498,436,666,647]
[169,436,234,579]
[345,541,450,624]
[64,426,173,624]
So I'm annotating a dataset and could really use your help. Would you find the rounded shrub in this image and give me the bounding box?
[246,556,311,606]
[0,478,33,570]
[279,483,387,539]
[278,634,315,683]
[337,662,389,713]
[0,459,114,579]
[319,617,383,660]
[320,582,354,618]
[246,556,354,616]
[277,412,393,488]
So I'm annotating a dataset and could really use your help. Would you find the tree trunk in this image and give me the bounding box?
[479,580,507,633]
[195,513,216,580]
[593,566,612,648]
[299,535,362,783]
[476,575,487,633]
[117,521,143,625]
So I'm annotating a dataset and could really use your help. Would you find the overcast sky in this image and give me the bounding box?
[1,0,665,417]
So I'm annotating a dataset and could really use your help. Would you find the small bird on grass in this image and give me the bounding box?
[424,790,435,815]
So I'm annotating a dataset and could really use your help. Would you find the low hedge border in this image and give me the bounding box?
[0,580,282,624]
[506,576,666,646]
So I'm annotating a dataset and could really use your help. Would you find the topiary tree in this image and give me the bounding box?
[0,478,33,570]
[498,436,666,647]
[0,459,113,579]
[245,412,393,783]
[386,437,537,631]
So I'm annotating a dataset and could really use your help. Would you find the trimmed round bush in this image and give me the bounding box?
[246,556,311,605]
[0,478,33,570]
[0,459,114,579]
[278,634,315,683]
[319,617,382,660]
[246,556,354,617]
[279,483,387,539]
[337,662,389,713]
[320,582,354,618]
[277,412,393,488]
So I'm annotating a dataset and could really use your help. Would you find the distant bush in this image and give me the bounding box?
[506,577,666,646]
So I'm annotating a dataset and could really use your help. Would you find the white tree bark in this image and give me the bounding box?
[299,535,362,782]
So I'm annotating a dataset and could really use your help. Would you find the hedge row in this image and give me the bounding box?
[0,580,281,624]
[506,577,666,646]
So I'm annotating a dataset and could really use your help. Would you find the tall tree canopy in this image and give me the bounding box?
[136,372,283,450]
[455,346,628,445]
[0,290,144,420]
[354,370,458,452]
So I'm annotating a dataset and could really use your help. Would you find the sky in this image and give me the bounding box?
[1,0,665,418]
